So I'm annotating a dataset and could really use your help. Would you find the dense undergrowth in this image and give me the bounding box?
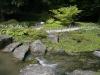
[0,27,47,42]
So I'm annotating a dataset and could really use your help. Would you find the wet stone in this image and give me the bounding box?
[20,64,57,75]
[66,70,95,75]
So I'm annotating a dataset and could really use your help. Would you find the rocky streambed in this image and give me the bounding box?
[0,35,100,75]
[1,50,100,75]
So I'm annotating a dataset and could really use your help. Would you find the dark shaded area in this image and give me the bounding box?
[0,0,100,22]
[0,36,13,49]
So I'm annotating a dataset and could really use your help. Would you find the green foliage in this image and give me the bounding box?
[0,19,35,28]
[0,28,47,42]
[44,18,64,29]
[50,6,81,25]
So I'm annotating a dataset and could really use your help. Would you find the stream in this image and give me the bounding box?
[0,51,100,75]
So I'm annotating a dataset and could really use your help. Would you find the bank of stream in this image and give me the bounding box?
[0,51,100,75]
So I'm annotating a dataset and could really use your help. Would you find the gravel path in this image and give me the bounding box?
[46,27,80,33]
[35,27,80,33]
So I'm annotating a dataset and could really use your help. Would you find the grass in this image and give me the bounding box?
[44,22,100,52]
[43,23,65,30]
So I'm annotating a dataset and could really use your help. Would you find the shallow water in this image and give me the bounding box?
[45,52,100,74]
[0,51,100,75]
[0,52,19,75]
[0,52,29,75]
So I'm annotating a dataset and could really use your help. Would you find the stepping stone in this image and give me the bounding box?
[0,35,13,49]
[13,44,29,61]
[2,42,23,52]
[48,33,59,43]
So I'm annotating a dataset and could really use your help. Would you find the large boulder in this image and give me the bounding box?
[66,70,95,75]
[0,35,13,49]
[2,42,22,52]
[30,40,47,56]
[20,64,57,75]
[13,44,29,60]
[93,51,100,57]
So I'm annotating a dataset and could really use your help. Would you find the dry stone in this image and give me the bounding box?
[30,40,46,56]
[2,42,22,52]
[13,44,29,60]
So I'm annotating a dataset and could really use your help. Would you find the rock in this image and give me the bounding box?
[93,51,100,57]
[2,42,22,52]
[66,70,95,75]
[30,40,47,56]
[48,33,59,43]
[13,44,29,60]
[20,64,57,75]
[35,57,57,68]
[0,35,13,49]
[25,53,33,61]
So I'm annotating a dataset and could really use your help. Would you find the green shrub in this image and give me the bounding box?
[0,28,47,42]
[50,6,81,26]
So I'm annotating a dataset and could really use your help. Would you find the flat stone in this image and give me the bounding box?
[13,44,29,60]
[48,33,59,43]
[0,35,13,49]
[20,64,57,75]
[30,40,47,56]
[66,70,95,75]
[2,42,22,52]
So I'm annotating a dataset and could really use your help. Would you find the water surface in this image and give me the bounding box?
[0,51,100,75]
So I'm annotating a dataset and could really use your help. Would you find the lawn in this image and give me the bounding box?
[44,22,100,52]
